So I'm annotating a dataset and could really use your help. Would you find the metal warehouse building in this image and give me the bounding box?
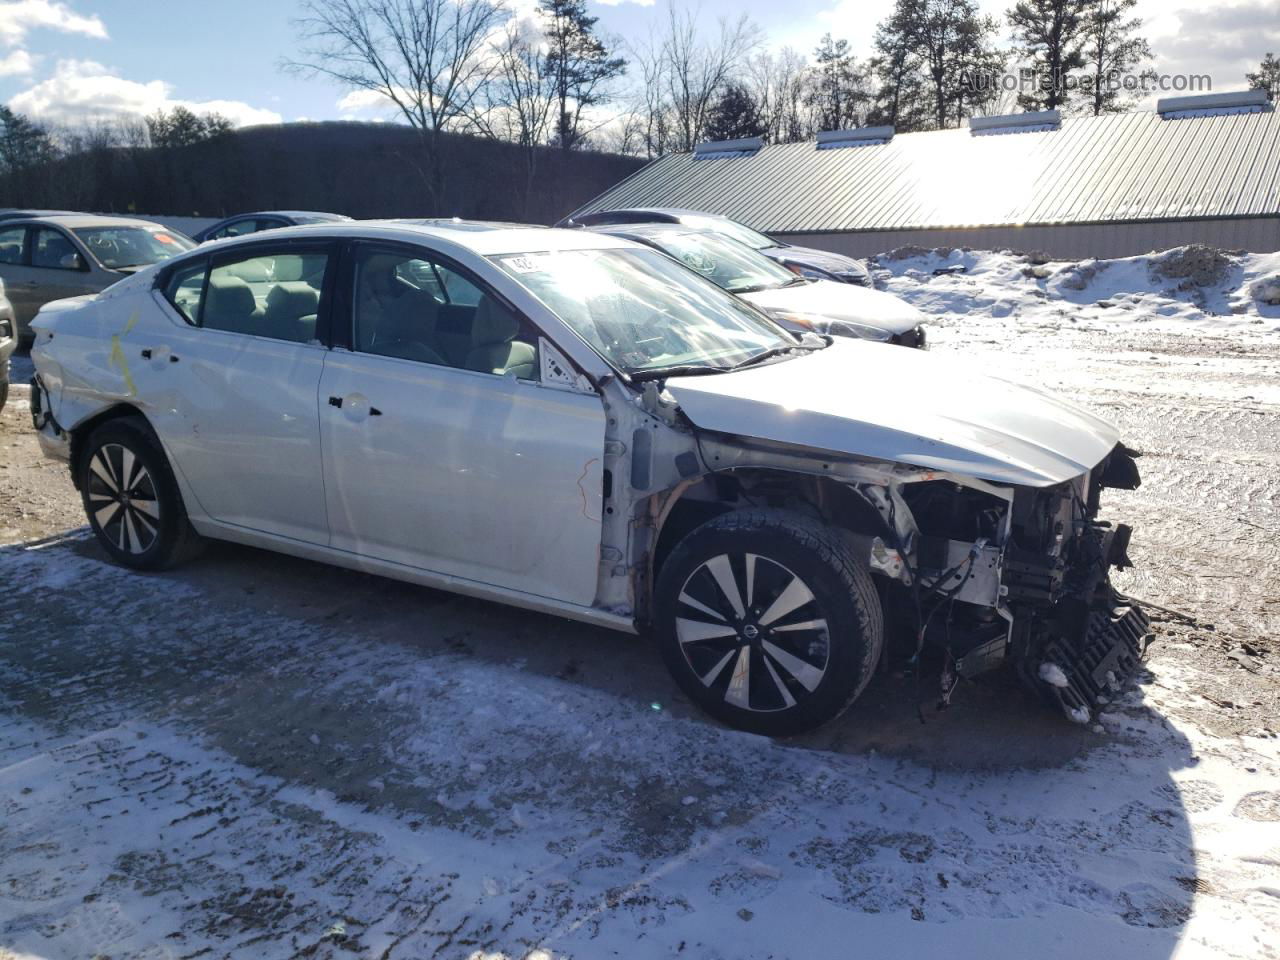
[571,90,1280,259]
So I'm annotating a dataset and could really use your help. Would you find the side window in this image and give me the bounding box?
[211,219,260,241]
[353,246,538,379]
[162,260,207,324]
[201,250,329,343]
[31,228,83,270]
[0,226,25,264]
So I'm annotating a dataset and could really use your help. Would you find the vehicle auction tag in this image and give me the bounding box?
[502,255,545,274]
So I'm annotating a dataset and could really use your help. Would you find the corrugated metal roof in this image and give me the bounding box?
[571,108,1280,233]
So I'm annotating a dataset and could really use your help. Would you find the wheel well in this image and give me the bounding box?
[67,403,149,489]
[650,468,886,588]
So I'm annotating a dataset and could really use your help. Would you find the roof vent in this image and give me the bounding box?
[816,126,894,150]
[970,109,1061,135]
[1157,89,1271,118]
[692,136,763,159]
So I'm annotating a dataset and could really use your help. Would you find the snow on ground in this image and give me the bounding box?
[2,244,1280,959]
[874,245,1280,339]
[1,539,1278,960]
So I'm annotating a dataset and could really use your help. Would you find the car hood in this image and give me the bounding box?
[762,244,868,279]
[741,280,923,336]
[665,338,1120,487]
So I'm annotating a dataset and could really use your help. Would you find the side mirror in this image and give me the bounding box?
[59,252,86,271]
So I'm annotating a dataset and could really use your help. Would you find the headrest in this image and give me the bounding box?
[266,281,320,319]
[205,274,256,319]
[223,259,270,283]
[471,296,519,346]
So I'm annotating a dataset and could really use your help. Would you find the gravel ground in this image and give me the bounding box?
[1,306,1278,960]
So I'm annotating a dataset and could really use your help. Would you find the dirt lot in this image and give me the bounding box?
[2,306,1279,959]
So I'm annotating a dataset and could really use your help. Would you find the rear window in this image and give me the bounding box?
[73,227,194,270]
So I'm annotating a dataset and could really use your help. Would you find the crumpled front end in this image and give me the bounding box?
[995,444,1152,721]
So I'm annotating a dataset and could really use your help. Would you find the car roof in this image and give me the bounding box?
[199,221,636,257]
[388,218,547,232]
[209,211,349,222]
[587,221,702,240]
[0,209,80,220]
[19,214,174,230]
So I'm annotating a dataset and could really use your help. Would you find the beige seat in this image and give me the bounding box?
[263,282,320,342]
[465,296,535,379]
[358,254,444,364]
[203,275,259,334]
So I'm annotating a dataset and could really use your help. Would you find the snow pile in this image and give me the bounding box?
[872,245,1280,333]
[1038,661,1071,688]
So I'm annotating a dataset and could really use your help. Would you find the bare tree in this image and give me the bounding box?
[656,4,761,151]
[286,0,510,206]
[747,47,813,143]
[475,22,556,213]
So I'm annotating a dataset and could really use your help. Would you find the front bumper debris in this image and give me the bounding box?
[1030,594,1152,723]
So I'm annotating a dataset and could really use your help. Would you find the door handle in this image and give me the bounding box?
[141,349,151,359]
[328,395,343,408]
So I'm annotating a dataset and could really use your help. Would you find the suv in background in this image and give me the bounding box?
[559,207,873,286]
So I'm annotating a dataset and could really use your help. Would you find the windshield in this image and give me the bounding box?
[644,230,797,294]
[73,226,194,269]
[680,214,775,251]
[493,247,794,375]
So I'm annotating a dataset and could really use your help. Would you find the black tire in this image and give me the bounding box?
[654,508,883,736]
[0,374,8,414]
[78,417,200,570]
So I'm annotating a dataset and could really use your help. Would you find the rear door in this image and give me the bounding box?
[316,240,607,606]
[0,225,33,334]
[145,240,336,544]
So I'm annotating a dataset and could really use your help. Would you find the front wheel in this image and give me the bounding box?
[654,509,883,736]
[79,417,200,570]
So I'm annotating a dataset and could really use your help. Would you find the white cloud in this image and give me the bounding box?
[0,48,36,75]
[9,59,282,127]
[0,0,106,46]
[1143,0,1280,95]
[595,0,655,6]
[336,88,394,114]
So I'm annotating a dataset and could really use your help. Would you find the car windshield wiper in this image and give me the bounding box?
[728,341,821,372]
[782,275,811,287]
[628,363,728,383]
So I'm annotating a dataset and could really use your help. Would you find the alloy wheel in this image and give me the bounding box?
[675,553,831,713]
[86,443,161,555]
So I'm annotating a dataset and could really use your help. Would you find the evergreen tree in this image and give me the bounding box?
[539,0,627,151]
[704,83,766,141]
[1007,0,1090,111]
[807,34,869,131]
[0,106,55,173]
[867,4,931,131]
[1247,53,1280,101]
[1081,0,1152,115]
[912,0,1003,129]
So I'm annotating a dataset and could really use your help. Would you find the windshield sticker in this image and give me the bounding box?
[502,254,554,274]
[153,233,176,245]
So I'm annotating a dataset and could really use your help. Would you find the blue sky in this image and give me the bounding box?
[0,0,1275,128]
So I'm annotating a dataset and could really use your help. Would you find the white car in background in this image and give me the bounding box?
[29,222,1148,735]
[586,221,927,347]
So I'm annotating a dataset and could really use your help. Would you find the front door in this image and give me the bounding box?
[317,242,606,606]
[145,242,335,544]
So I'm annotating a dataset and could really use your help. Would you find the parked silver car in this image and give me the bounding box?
[560,207,873,286]
[0,215,195,345]
[29,222,1148,735]
[0,277,14,411]
[588,222,926,347]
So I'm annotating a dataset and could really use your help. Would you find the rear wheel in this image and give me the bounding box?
[654,508,883,736]
[79,418,200,570]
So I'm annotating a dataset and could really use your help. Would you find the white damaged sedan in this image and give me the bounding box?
[28,221,1149,735]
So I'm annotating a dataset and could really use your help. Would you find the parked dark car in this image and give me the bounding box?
[559,207,872,286]
[0,215,195,345]
[194,211,352,243]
